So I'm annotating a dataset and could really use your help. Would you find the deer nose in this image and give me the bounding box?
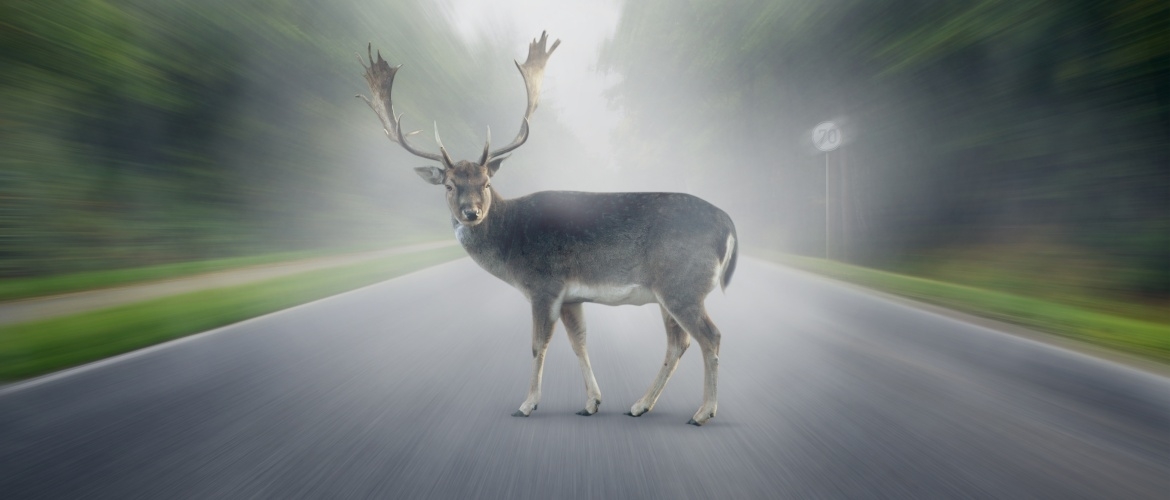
[462,208,481,221]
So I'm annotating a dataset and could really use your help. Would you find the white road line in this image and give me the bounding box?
[0,255,469,397]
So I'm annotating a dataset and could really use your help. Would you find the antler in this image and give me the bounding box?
[487,31,560,159]
[357,33,558,167]
[355,44,451,165]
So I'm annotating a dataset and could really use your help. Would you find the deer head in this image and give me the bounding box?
[356,32,560,226]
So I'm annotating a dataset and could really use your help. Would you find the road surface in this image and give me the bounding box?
[1,257,1167,498]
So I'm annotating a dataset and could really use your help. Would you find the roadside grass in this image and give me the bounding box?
[0,245,465,381]
[0,236,447,302]
[894,241,1169,324]
[754,250,1170,364]
[0,250,331,302]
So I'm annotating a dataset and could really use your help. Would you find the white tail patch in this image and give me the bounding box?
[717,233,736,292]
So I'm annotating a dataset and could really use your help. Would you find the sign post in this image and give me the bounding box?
[812,121,841,259]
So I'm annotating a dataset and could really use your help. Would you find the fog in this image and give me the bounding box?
[1,2,1166,496]
[2,0,1165,309]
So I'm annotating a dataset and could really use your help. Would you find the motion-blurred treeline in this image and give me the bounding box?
[602,0,1168,302]
[0,0,539,277]
[2,0,1166,308]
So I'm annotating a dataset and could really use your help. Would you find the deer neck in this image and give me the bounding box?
[451,188,516,283]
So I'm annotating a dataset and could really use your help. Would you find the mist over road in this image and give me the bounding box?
[2,258,1167,499]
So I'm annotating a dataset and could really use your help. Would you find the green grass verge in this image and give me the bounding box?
[755,251,1170,364]
[0,236,449,302]
[0,250,334,302]
[0,245,465,381]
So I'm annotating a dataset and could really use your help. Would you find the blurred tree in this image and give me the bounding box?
[0,0,517,276]
[601,0,1168,299]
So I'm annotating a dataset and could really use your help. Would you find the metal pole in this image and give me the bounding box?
[844,146,853,263]
[825,151,830,259]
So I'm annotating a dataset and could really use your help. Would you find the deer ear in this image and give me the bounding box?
[414,166,445,185]
[486,155,509,177]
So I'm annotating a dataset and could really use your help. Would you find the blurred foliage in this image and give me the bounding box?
[2,0,1165,310]
[602,0,1168,301]
[0,0,517,277]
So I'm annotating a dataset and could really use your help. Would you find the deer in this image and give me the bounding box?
[356,32,737,426]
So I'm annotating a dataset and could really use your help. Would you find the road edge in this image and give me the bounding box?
[748,257,1170,380]
[0,255,472,397]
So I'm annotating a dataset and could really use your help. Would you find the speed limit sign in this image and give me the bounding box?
[812,121,841,152]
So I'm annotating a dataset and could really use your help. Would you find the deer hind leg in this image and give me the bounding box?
[561,302,602,415]
[627,305,691,417]
[657,300,721,426]
[513,295,561,417]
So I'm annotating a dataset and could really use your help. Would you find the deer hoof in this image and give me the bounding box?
[512,410,530,417]
[577,399,600,416]
[626,402,651,417]
[577,402,603,419]
[688,411,715,426]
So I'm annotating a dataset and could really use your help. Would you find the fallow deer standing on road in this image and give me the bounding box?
[356,32,737,425]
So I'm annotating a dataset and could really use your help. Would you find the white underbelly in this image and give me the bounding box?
[564,281,657,306]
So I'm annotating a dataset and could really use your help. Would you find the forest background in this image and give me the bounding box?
[1,0,1165,313]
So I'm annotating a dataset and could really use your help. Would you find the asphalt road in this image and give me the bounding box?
[1,257,1167,499]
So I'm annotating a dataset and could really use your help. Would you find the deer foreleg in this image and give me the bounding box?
[627,306,691,417]
[561,303,602,415]
[513,295,561,417]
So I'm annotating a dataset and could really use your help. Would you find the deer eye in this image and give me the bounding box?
[445,185,453,192]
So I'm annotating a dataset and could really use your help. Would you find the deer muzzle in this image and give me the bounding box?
[461,207,483,223]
